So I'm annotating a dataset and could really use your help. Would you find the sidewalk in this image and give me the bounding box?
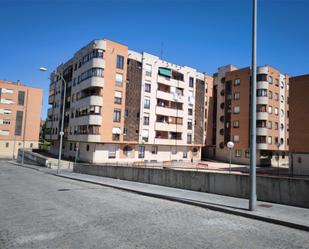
[9,161,309,231]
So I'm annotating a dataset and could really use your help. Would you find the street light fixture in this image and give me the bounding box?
[227,141,234,173]
[40,67,67,174]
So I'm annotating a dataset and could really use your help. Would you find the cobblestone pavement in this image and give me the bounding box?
[0,161,308,249]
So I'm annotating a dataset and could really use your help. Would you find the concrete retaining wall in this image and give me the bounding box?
[17,149,48,167]
[74,164,309,208]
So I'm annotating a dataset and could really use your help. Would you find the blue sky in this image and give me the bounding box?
[1,0,308,118]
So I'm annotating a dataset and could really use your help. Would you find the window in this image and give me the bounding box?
[235,149,242,157]
[108,146,117,159]
[151,146,158,154]
[268,106,272,114]
[268,91,272,99]
[143,115,149,125]
[274,108,279,115]
[2,119,10,125]
[275,122,279,130]
[280,81,284,89]
[145,64,152,77]
[144,97,150,109]
[15,111,23,136]
[275,79,279,86]
[233,135,240,143]
[172,147,177,155]
[257,104,267,112]
[113,109,121,122]
[142,130,149,142]
[234,92,240,100]
[18,91,25,105]
[281,95,284,103]
[86,144,90,151]
[138,146,145,158]
[116,55,124,69]
[112,133,120,141]
[275,93,279,101]
[3,109,12,114]
[123,146,133,157]
[257,120,266,128]
[5,142,9,148]
[268,76,273,84]
[183,149,188,158]
[187,134,192,144]
[267,121,272,129]
[2,88,14,94]
[234,79,240,86]
[114,91,122,104]
[245,150,250,158]
[125,109,129,118]
[145,83,151,92]
[188,108,193,115]
[281,109,284,116]
[0,129,9,136]
[267,136,272,144]
[189,77,194,87]
[233,120,239,128]
[234,106,240,114]
[257,89,267,97]
[115,73,123,86]
[187,119,192,130]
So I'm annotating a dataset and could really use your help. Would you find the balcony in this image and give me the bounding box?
[257,81,269,89]
[156,106,184,117]
[48,95,55,104]
[157,75,186,88]
[257,96,268,105]
[47,108,54,116]
[256,127,268,136]
[257,66,268,75]
[156,90,184,103]
[75,95,103,108]
[256,112,268,120]
[155,122,184,132]
[71,115,102,126]
[68,134,101,142]
[75,77,104,92]
[257,143,268,150]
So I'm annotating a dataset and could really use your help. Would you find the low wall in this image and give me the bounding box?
[74,164,309,208]
[17,149,49,167]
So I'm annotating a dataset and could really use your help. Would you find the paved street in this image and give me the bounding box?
[0,161,308,249]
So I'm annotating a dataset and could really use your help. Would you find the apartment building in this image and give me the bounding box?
[206,65,289,166]
[0,80,43,158]
[45,39,212,163]
[289,74,309,175]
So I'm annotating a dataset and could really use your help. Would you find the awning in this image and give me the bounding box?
[159,67,172,77]
[112,127,122,134]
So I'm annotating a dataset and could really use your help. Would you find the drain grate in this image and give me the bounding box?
[258,204,273,208]
[58,188,70,192]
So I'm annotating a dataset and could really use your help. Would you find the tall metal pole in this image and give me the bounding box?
[229,149,232,173]
[21,89,29,166]
[249,0,257,211]
[57,73,67,175]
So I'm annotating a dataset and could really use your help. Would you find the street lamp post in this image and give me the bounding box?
[40,67,66,174]
[276,142,281,175]
[249,0,257,211]
[227,141,234,173]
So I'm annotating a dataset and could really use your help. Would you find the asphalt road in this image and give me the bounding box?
[0,161,308,249]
